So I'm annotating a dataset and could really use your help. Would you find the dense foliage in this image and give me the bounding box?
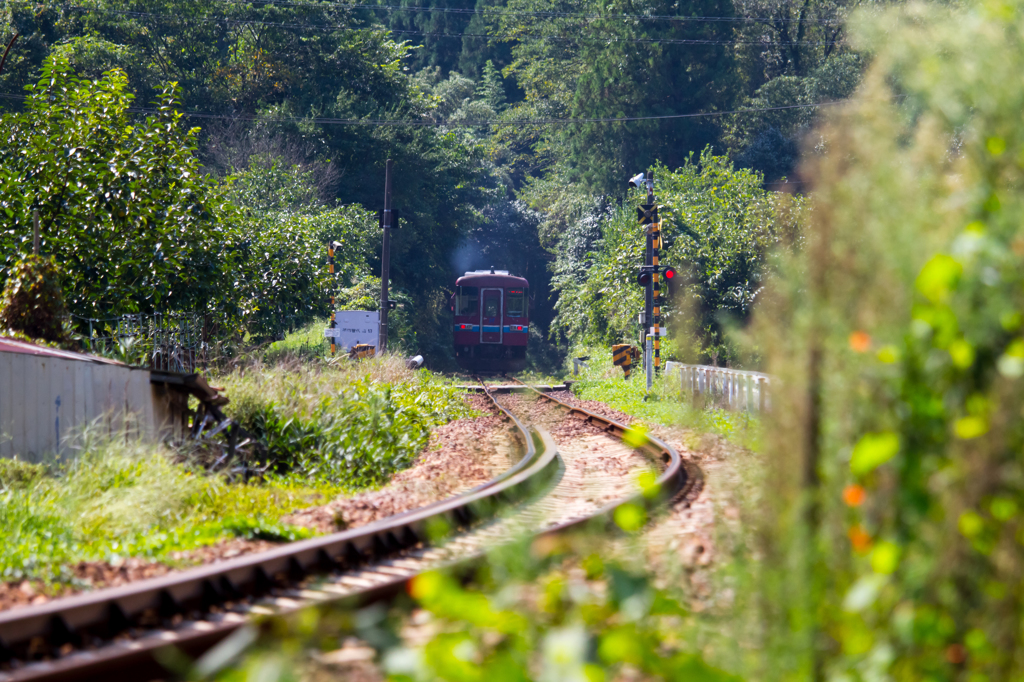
[1,0,860,365]
[221,359,475,488]
[552,150,801,364]
[753,0,1024,677]
[224,159,380,341]
[0,256,70,343]
[0,56,228,318]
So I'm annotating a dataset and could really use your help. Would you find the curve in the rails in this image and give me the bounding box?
[505,379,698,536]
[0,383,557,682]
[0,382,697,682]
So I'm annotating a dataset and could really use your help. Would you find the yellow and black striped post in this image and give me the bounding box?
[349,343,375,360]
[613,343,636,379]
[328,242,336,355]
[652,219,661,372]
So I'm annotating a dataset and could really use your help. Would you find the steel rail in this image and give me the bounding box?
[504,378,696,528]
[0,381,698,682]
[0,383,558,682]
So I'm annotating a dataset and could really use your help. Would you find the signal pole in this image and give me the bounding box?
[641,171,657,392]
[650,172,662,376]
[644,173,653,376]
[328,241,336,355]
[378,159,393,354]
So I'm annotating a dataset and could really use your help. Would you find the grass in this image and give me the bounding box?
[217,354,476,488]
[0,435,329,585]
[262,318,333,363]
[0,336,477,588]
[569,347,760,448]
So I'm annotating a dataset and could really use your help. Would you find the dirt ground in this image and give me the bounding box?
[306,391,752,680]
[0,393,515,611]
[285,393,513,533]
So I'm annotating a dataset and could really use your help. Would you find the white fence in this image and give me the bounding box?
[664,361,771,412]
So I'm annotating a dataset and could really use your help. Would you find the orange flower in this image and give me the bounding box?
[849,331,872,353]
[848,525,872,553]
[945,643,967,665]
[843,484,866,507]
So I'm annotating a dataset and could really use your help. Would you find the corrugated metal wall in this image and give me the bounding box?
[0,343,159,462]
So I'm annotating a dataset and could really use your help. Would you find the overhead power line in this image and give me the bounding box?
[203,0,845,25]
[0,91,852,127]
[69,7,846,46]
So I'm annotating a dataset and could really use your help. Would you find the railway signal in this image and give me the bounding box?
[629,169,664,391]
[636,265,654,287]
[636,265,675,288]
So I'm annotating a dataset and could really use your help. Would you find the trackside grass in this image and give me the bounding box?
[569,352,761,448]
[0,354,474,587]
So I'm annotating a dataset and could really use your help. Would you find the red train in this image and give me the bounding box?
[452,269,529,373]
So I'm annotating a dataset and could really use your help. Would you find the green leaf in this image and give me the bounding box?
[850,431,900,476]
[870,541,901,575]
[954,416,988,439]
[915,254,962,303]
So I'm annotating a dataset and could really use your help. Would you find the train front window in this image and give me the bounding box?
[456,286,478,315]
[484,297,499,318]
[506,289,526,318]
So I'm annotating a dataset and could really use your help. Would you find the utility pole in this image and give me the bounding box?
[327,241,337,355]
[378,159,393,354]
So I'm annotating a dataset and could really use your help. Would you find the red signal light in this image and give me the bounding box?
[663,267,676,280]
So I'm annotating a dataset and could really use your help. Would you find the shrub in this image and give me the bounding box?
[221,358,474,488]
[0,256,69,343]
[752,0,1024,677]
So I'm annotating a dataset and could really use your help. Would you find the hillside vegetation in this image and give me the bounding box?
[8,0,1024,680]
[1,0,857,366]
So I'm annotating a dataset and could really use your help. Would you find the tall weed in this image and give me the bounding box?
[219,356,474,487]
[0,431,326,584]
[749,0,1024,677]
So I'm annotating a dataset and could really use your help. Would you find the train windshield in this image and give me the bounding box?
[506,289,526,317]
[456,286,478,315]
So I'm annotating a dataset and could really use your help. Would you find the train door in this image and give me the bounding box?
[480,288,503,344]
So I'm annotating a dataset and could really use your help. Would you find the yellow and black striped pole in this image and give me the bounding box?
[328,242,336,355]
[652,219,661,372]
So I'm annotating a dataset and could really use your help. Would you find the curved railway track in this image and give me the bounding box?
[0,381,696,682]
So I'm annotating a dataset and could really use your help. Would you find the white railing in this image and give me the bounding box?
[664,361,771,412]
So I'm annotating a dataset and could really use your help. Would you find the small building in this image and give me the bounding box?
[0,337,178,461]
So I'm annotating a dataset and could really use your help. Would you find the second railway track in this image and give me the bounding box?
[0,380,696,682]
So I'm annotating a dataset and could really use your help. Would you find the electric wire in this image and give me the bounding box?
[198,0,845,25]
[0,90,856,126]
[68,7,847,46]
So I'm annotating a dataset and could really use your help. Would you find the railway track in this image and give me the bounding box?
[0,381,695,682]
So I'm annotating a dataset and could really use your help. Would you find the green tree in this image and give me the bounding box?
[551,150,799,364]
[224,157,379,342]
[495,0,740,194]
[0,55,230,319]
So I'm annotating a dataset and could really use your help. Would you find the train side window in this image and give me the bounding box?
[506,289,525,318]
[457,286,478,315]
